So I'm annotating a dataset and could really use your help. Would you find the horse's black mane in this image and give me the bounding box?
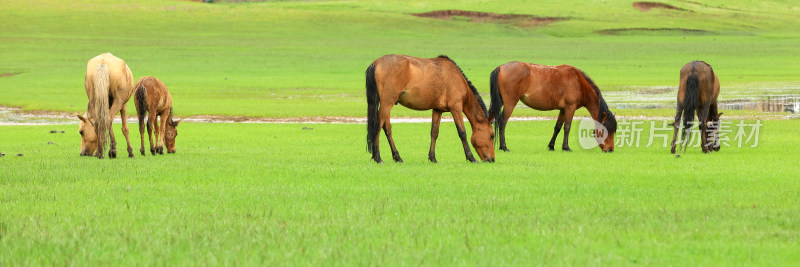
[437,55,488,117]
[580,70,617,133]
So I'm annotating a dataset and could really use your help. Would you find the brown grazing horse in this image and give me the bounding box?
[366,55,495,163]
[77,53,136,159]
[671,61,721,155]
[488,62,617,152]
[134,76,181,155]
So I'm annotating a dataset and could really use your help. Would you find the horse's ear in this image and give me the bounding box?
[601,112,608,123]
[717,112,724,120]
[487,113,495,124]
[76,115,93,127]
[173,118,182,127]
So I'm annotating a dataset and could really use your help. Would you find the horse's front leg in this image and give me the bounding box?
[561,107,576,152]
[157,113,168,154]
[451,110,477,163]
[428,111,442,163]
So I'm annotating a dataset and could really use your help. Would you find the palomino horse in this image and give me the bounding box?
[77,53,136,159]
[488,62,617,152]
[133,76,181,155]
[366,55,495,163]
[671,61,721,155]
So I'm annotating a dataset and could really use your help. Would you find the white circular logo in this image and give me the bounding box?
[578,118,608,150]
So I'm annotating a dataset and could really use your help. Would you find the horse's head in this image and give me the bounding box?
[471,120,496,163]
[77,114,98,156]
[164,118,182,153]
[598,111,617,153]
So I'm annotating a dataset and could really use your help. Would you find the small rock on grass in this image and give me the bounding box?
[49,130,58,133]
[17,153,23,157]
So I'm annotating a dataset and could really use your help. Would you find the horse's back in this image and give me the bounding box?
[500,62,582,110]
[372,55,465,110]
[135,76,172,113]
[86,53,134,99]
[679,61,717,103]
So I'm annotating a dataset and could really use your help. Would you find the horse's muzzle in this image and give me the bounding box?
[483,158,495,163]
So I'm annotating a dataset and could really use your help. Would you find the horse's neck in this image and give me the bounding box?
[583,87,601,121]
[462,95,488,125]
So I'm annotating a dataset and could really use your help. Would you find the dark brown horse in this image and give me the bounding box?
[133,76,181,155]
[488,62,617,152]
[671,61,721,155]
[366,55,495,163]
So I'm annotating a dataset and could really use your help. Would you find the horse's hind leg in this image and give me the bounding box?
[451,109,478,163]
[380,106,402,163]
[670,105,684,154]
[120,104,134,157]
[548,109,566,151]
[147,113,157,155]
[560,107,576,152]
[428,111,442,163]
[709,102,721,151]
[138,111,147,156]
[498,97,518,152]
[698,105,711,153]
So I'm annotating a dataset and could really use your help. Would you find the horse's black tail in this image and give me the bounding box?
[488,67,503,139]
[366,63,380,154]
[134,82,148,130]
[683,71,700,130]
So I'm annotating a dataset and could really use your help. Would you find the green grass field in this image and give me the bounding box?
[1,0,799,117]
[2,0,800,265]
[1,121,799,265]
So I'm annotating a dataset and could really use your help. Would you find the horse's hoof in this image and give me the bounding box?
[548,147,555,151]
[563,148,572,152]
[394,158,404,163]
[429,158,438,164]
[150,149,156,155]
[109,150,117,159]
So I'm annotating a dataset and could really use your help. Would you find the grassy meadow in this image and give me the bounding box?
[1,0,799,117]
[2,0,800,265]
[2,121,799,265]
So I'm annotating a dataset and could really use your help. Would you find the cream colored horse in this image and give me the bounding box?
[77,53,136,159]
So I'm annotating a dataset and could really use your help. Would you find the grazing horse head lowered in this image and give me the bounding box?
[366,54,495,163]
[79,53,136,159]
[488,62,617,153]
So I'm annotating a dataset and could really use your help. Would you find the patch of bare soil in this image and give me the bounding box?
[597,28,712,35]
[1,73,21,78]
[412,10,567,28]
[633,2,689,12]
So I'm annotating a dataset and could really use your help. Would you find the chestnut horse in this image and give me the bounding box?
[488,62,617,152]
[77,53,136,159]
[366,55,495,163]
[671,61,721,155]
[134,76,181,155]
